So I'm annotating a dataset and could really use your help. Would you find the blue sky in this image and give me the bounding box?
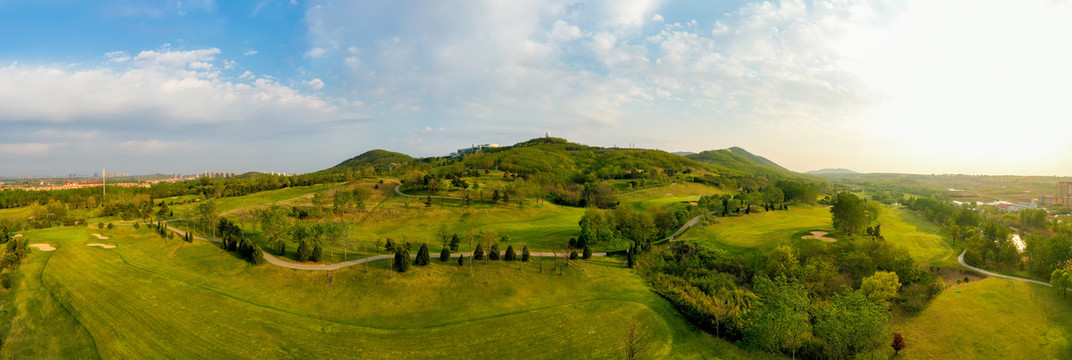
[1,0,1071,177]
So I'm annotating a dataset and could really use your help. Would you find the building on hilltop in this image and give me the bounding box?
[454,143,501,156]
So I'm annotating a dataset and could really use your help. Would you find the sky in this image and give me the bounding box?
[1,0,1071,177]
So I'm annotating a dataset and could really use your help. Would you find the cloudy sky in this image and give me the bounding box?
[2,0,1071,177]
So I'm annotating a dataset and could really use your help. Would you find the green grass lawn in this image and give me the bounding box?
[0,225,759,359]
[679,205,833,252]
[880,207,957,267]
[892,277,1072,359]
[171,183,341,218]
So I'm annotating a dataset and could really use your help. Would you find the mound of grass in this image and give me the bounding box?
[681,204,833,251]
[892,277,1072,359]
[880,207,956,266]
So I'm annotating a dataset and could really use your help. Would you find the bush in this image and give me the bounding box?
[0,254,18,269]
[133,221,140,229]
[521,245,530,262]
[415,243,431,266]
[251,247,265,265]
[569,251,578,260]
[474,244,485,260]
[98,222,104,229]
[0,272,10,289]
[394,249,411,272]
[489,244,500,260]
[107,223,113,229]
[297,240,311,262]
[440,247,450,262]
[311,243,323,262]
[568,237,577,248]
[276,240,286,255]
[504,245,516,261]
[582,245,592,259]
[458,254,465,266]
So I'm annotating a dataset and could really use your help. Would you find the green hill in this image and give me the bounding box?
[329,149,415,172]
[727,146,791,173]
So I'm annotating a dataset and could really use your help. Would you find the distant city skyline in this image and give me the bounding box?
[2,0,1070,177]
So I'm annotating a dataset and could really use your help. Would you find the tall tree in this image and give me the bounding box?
[830,192,867,235]
[415,243,431,266]
[742,275,811,356]
[861,271,901,310]
[815,290,890,359]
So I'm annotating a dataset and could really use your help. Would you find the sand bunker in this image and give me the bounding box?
[29,243,56,251]
[12,234,22,238]
[90,233,110,240]
[86,243,117,249]
[802,231,837,242]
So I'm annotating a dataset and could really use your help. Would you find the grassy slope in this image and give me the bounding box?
[679,205,834,252]
[171,183,340,218]
[893,277,1072,359]
[1,226,755,359]
[880,207,957,267]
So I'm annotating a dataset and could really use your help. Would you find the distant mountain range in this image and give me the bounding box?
[806,168,858,175]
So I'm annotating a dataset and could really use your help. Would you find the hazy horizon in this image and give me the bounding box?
[2,0,1070,177]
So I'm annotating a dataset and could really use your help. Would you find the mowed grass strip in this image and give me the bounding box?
[682,205,833,250]
[5,226,756,359]
[893,277,1072,359]
[880,207,956,266]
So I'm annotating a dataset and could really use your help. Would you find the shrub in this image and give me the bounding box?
[504,245,516,261]
[521,245,530,262]
[394,249,411,272]
[276,240,286,255]
[568,237,577,248]
[1,254,18,269]
[0,272,10,289]
[311,243,323,262]
[489,244,500,260]
[415,243,431,266]
[569,251,578,260]
[251,247,265,265]
[384,238,395,252]
[107,223,113,229]
[98,222,104,229]
[582,245,592,259]
[133,221,140,229]
[474,244,485,260]
[458,254,465,266]
[440,247,450,262]
[297,240,311,262]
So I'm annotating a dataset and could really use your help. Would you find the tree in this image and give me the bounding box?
[861,271,901,310]
[311,242,323,262]
[1051,269,1072,298]
[742,275,811,356]
[473,243,485,260]
[415,243,431,266]
[621,316,654,360]
[569,251,579,260]
[488,244,501,260]
[830,192,867,235]
[393,249,411,272]
[815,289,889,359]
[384,238,395,252]
[764,245,800,279]
[504,245,516,261]
[582,244,592,259]
[521,245,531,262]
[440,247,451,262]
[276,240,286,255]
[195,200,218,238]
[449,234,461,251]
[457,253,465,266]
[891,332,906,355]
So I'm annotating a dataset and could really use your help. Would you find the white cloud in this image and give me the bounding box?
[244,49,258,56]
[0,47,344,125]
[550,20,582,42]
[0,143,54,156]
[305,47,327,58]
[651,14,664,22]
[304,78,325,90]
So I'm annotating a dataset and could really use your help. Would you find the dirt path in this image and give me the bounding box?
[28,244,55,251]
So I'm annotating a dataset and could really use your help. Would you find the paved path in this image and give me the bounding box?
[958,249,1052,287]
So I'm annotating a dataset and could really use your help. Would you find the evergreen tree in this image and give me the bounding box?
[489,244,500,260]
[384,238,395,252]
[393,249,411,272]
[251,247,265,265]
[311,243,323,262]
[449,234,461,251]
[415,243,431,266]
[568,237,577,248]
[458,254,465,266]
[569,251,578,260]
[277,240,286,255]
[504,245,516,261]
[440,247,451,262]
[582,244,592,259]
[474,243,485,260]
[575,236,587,250]
[297,240,311,262]
[521,245,531,262]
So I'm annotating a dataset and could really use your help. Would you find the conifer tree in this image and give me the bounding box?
[440,247,451,262]
[504,245,516,261]
[474,243,485,260]
[582,244,592,259]
[521,245,531,262]
[489,244,500,260]
[393,249,410,272]
[415,243,431,266]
